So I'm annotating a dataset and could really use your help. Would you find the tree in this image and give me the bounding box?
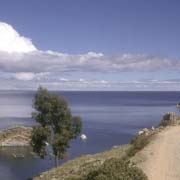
[31,87,82,167]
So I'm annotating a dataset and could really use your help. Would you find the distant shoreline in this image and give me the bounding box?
[0,90,180,92]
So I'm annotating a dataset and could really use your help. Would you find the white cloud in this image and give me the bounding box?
[0,22,37,53]
[0,50,180,74]
[0,21,180,90]
[1,72,180,90]
[0,22,179,75]
[14,72,35,81]
[60,78,69,82]
[79,78,84,82]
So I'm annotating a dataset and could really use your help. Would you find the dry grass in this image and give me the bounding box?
[33,145,130,180]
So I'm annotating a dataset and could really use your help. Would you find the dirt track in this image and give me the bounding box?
[133,126,180,180]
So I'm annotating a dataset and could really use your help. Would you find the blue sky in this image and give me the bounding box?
[0,0,180,90]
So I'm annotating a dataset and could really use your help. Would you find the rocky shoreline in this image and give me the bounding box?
[0,126,32,146]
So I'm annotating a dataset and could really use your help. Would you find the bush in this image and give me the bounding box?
[126,134,152,157]
[84,158,147,180]
[159,113,171,127]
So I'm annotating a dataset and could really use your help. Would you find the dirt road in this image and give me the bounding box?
[132,126,180,180]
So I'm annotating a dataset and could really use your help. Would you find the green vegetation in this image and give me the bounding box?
[66,158,147,180]
[33,143,148,180]
[31,87,82,167]
[159,113,171,127]
[83,158,147,180]
[77,133,153,180]
[33,145,130,180]
[126,132,154,157]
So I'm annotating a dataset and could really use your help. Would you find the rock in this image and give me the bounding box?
[39,175,43,179]
[138,131,144,135]
[80,134,87,141]
[12,153,25,158]
[142,128,149,132]
[138,128,149,135]
[160,112,180,126]
[177,103,180,108]
[51,178,57,180]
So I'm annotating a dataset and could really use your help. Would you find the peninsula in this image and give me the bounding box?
[0,126,32,146]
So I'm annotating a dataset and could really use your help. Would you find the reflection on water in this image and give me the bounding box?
[0,147,33,159]
[0,147,55,180]
[0,147,34,180]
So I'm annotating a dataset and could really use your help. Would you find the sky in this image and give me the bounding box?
[0,0,180,91]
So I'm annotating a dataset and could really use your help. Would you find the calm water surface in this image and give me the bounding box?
[0,91,179,180]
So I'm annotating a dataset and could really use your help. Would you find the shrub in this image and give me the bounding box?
[84,158,147,180]
[126,133,152,157]
[159,113,171,127]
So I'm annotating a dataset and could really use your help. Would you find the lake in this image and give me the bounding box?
[0,91,179,180]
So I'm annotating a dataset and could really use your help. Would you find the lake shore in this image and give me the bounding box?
[32,126,160,180]
[33,144,131,180]
[33,112,180,180]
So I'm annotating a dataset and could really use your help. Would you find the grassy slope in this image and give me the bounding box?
[33,126,163,180]
[33,145,130,180]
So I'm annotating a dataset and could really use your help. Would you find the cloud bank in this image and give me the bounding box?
[0,22,179,90]
[0,50,180,75]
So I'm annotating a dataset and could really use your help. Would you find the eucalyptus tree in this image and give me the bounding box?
[31,87,82,167]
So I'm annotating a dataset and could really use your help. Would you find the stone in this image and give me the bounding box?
[138,131,144,135]
[160,112,180,126]
[80,134,87,141]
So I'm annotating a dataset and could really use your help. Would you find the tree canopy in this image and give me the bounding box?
[31,87,82,166]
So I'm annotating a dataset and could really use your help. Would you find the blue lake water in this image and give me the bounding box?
[0,91,179,180]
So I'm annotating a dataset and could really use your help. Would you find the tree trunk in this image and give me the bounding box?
[55,156,59,167]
